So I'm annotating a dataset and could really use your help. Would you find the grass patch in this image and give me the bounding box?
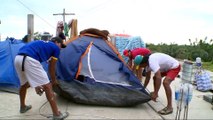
[202,62,213,72]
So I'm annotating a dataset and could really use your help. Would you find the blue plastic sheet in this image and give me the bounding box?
[0,38,25,87]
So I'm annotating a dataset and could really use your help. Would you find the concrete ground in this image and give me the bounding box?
[0,75,212,119]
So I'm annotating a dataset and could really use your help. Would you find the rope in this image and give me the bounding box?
[39,100,52,118]
[39,99,70,119]
[38,99,114,119]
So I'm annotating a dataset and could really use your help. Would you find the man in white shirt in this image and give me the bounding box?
[134,53,181,115]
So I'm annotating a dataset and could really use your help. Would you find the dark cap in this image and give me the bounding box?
[51,37,66,48]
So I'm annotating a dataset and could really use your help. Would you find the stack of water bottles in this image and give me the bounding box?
[181,60,195,84]
[114,36,146,63]
[194,57,212,92]
[175,83,193,120]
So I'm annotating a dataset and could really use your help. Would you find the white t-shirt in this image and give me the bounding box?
[146,53,179,73]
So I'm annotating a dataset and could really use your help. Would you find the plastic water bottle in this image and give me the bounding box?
[183,84,188,106]
[175,85,181,105]
[187,84,193,103]
[175,83,186,110]
[183,83,193,105]
[196,57,202,67]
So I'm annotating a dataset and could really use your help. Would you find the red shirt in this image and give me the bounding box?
[130,48,151,59]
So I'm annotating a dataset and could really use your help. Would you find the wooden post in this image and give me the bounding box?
[53,8,75,25]
[27,14,34,42]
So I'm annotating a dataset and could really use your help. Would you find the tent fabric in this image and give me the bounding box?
[0,38,52,93]
[54,79,150,107]
[55,35,151,106]
[0,38,25,88]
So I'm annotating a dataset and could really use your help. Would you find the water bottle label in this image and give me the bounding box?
[175,91,179,100]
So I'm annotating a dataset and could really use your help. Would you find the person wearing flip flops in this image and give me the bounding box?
[14,37,69,120]
[134,53,181,115]
[123,48,151,81]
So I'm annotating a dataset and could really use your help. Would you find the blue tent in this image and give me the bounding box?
[54,33,151,107]
[0,38,25,92]
[0,38,51,93]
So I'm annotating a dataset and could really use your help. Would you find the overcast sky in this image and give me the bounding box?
[1,0,213,45]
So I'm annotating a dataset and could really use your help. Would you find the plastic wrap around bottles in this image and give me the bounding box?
[181,60,195,83]
[195,71,212,91]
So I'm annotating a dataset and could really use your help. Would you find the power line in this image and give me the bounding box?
[16,0,55,29]
[86,0,113,13]
[78,0,114,18]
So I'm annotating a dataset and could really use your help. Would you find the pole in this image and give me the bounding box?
[53,8,75,25]
[27,14,34,42]
[63,9,65,24]
[53,8,75,41]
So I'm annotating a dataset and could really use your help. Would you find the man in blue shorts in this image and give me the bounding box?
[14,37,69,120]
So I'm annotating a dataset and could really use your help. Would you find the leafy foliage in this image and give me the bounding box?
[147,38,213,63]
